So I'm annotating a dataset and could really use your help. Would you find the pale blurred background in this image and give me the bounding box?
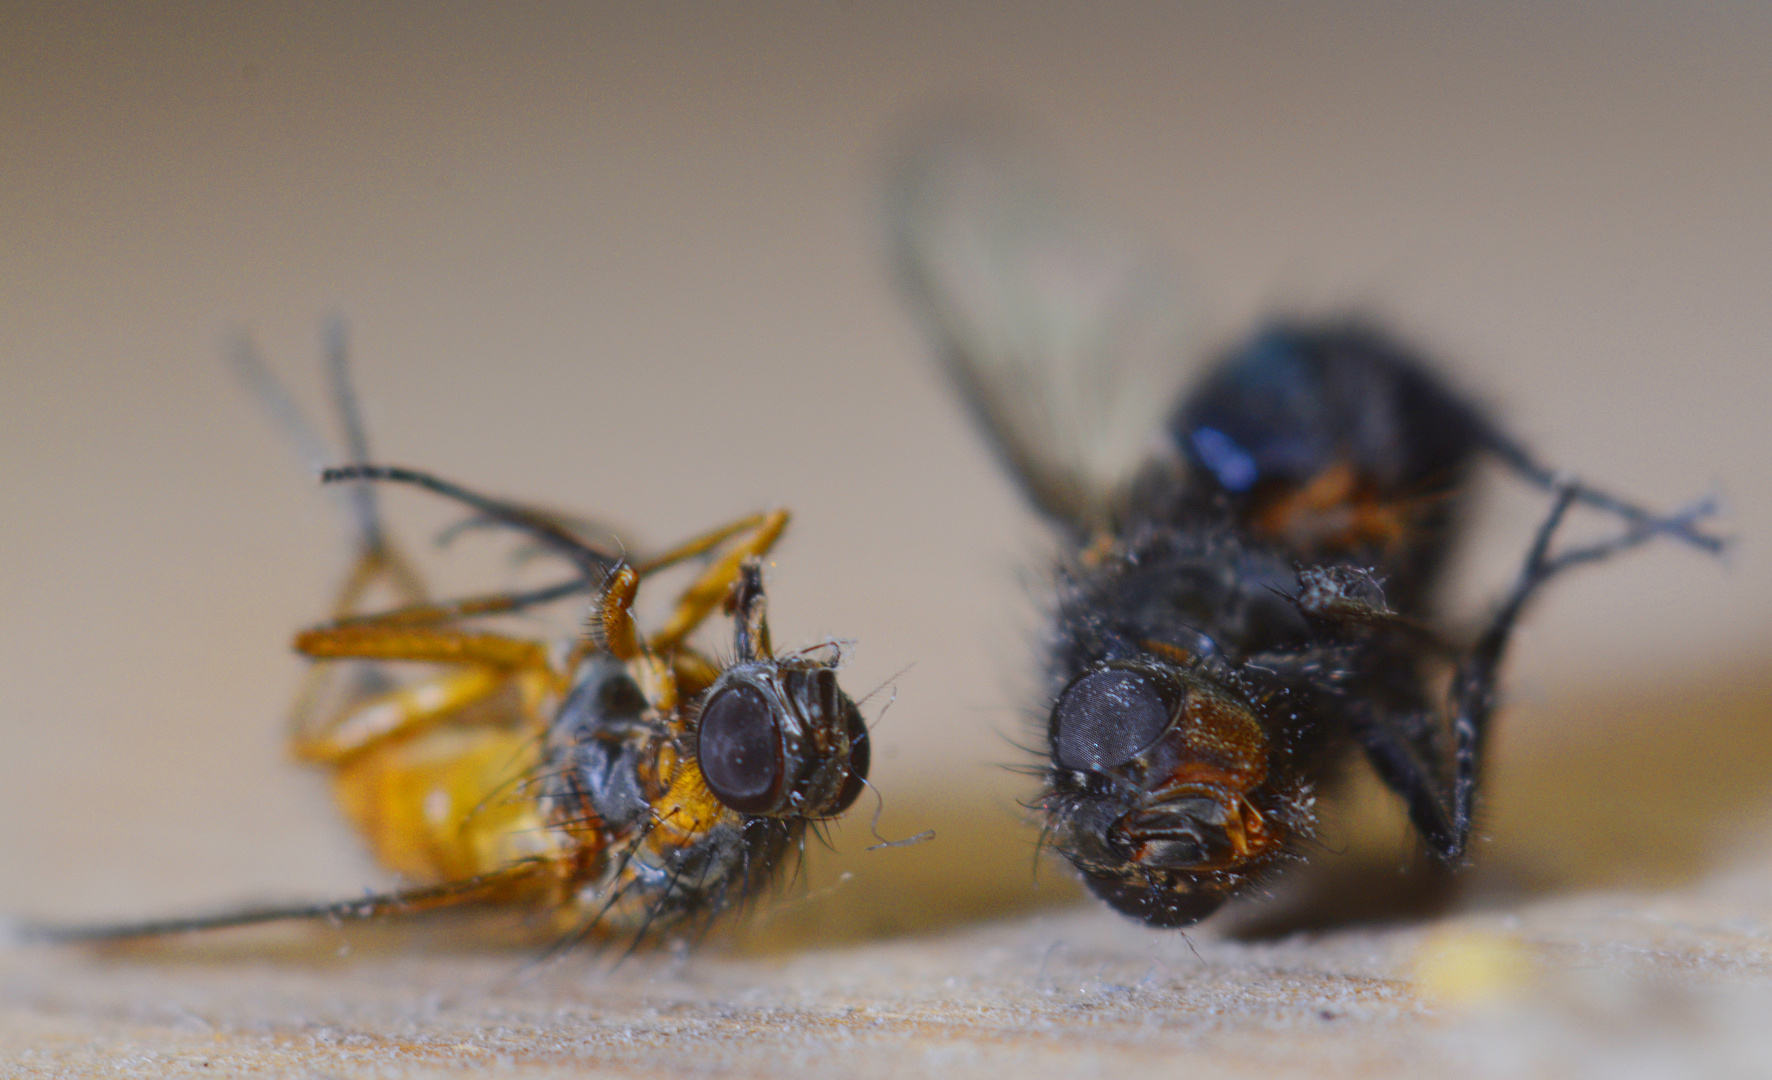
[3,3,1770,938]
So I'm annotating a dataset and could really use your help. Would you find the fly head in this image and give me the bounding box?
[695,659,869,821]
[1044,659,1282,927]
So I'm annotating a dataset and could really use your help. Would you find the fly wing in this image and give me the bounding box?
[887,117,1194,535]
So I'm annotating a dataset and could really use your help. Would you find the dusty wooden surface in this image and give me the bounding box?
[8,851,1772,1079]
[6,673,1772,1079]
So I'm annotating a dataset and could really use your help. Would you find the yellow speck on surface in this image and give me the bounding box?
[1409,929,1536,1006]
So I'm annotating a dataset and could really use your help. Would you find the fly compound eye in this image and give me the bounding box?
[1051,667,1176,772]
[697,683,785,814]
[831,700,871,814]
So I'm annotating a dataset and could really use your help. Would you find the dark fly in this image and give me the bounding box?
[890,124,1723,928]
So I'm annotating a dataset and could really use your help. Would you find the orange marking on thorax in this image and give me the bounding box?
[1142,639,1193,666]
[1251,461,1414,553]
[1079,530,1118,569]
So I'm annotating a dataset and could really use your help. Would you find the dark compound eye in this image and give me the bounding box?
[831,702,871,814]
[1051,667,1175,772]
[697,683,784,814]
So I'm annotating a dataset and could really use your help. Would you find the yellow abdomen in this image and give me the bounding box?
[330,726,551,885]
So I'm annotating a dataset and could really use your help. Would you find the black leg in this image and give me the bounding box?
[1349,707,1459,857]
[1483,431,1726,554]
[1354,479,1720,862]
[727,559,772,663]
[322,464,619,580]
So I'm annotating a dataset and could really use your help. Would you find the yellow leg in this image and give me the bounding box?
[290,621,565,763]
[292,665,518,763]
[312,510,765,635]
[295,623,555,672]
[331,542,428,618]
[631,512,771,576]
[670,648,722,701]
[289,542,432,745]
[595,566,644,662]
[571,508,786,671]
[295,507,787,762]
[647,509,788,654]
[328,575,593,630]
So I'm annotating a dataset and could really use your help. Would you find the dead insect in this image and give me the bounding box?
[32,327,870,949]
[889,124,1723,928]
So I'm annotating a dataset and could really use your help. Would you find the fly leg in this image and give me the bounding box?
[1483,429,1726,554]
[726,559,775,663]
[229,324,437,747]
[646,509,789,654]
[25,861,558,943]
[323,465,787,650]
[567,510,785,718]
[633,511,783,578]
[1355,481,1720,862]
[287,540,436,750]
[294,545,592,760]
[639,511,788,699]
[1269,565,1468,855]
[322,464,620,580]
[327,575,594,629]
[303,463,628,755]
[290,620,565,762]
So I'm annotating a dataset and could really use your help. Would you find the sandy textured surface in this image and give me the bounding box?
[9,854,1772,1079]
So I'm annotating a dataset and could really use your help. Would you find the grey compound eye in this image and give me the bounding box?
[1050,668,1175,772]
[697,683,784,814]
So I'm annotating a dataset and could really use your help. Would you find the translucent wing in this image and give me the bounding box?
[887,116,1194,534]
